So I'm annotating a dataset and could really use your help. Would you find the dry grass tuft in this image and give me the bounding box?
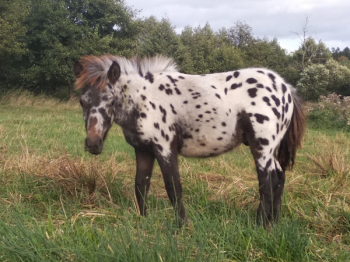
[305,137,349,192]
[1,146,134,206]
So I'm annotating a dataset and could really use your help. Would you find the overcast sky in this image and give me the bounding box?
[125,0,349,52]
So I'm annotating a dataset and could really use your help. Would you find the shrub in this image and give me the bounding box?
[297,59,350,101]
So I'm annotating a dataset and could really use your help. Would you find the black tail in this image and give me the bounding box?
[277,89,306,172]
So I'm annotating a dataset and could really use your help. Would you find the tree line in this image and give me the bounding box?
[1,0,349,100]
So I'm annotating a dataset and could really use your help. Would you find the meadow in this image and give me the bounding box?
[0,91,349,261]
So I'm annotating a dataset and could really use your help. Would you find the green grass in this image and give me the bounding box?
[0,92,349,261]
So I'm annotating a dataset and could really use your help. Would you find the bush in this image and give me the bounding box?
[297,60,350,101]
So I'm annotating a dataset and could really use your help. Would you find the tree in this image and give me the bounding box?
[180,24,218,74]
[292,16,332,71]
[136,16,181,58]
[0,0,29,56]
[0,0,30,89]
[179,23,244,74]
[242,38,289,73]
[225,21,254,48]
[332,47,350,67]
[17,0,139,97]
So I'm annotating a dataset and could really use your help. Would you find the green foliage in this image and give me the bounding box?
[297,59,350,100]
[297,63,330,101]
[292,38,332,71]
[1,0,349,101]
[180,24,217,74]
[332,46,350,61]
[0,0,29,57]
[242,38,290,74]
[0,0,30,88]
[179,24,244,74]
[224,21,254,48]
[136,16,181,58]
[1,0,139,98]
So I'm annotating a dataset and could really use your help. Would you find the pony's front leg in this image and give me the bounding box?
[135,148,155,216]
[155,149,186,227]
[256,157,285,227]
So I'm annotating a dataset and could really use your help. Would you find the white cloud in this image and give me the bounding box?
[126,0,350,51]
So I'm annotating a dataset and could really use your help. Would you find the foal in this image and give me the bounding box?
[73,55,305,227]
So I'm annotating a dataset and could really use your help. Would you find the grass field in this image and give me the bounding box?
[0,92,349,261]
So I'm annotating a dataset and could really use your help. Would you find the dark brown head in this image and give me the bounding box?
[73,56,121,154]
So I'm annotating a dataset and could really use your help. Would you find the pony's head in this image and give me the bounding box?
[73,55,121,154]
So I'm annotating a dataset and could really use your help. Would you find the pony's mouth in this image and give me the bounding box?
[86,147,103,155]
[85,137,103,155]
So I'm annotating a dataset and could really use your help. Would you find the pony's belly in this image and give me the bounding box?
[179,135,241,158]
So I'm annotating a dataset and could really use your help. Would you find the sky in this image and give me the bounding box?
[125,0,349,53]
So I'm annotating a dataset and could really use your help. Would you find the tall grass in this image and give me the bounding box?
[0,91,349,261]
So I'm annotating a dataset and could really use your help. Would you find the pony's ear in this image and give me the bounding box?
[107,61,121,85]
[73,60,83,77]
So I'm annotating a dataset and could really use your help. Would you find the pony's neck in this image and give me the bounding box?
[113,77,140,129]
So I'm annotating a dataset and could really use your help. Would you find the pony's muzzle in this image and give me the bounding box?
[85,136,103,155]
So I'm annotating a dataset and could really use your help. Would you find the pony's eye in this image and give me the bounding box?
[111,100,115,106]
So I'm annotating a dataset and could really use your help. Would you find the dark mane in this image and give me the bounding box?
[75,54,178,89]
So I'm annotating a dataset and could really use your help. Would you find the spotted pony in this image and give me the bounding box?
[73,54,306,227]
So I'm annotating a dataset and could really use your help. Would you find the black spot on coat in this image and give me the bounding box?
[174,88,182,95]
[165,88,173,95]
[258,138,269,146]
[272,107,281,119]
[231,83,242,89]
[248,88,258,98]
[263,97,271,106]
[159,106,167,123]
[167,75,178,85]
[149,101,156,109]
[271,95,280,107]
[247,78,258,84]
[268,73,276,83]
[170,104,177,114]
[145,72,154,83]
[254,113,269,124]
[282,83,287,93]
